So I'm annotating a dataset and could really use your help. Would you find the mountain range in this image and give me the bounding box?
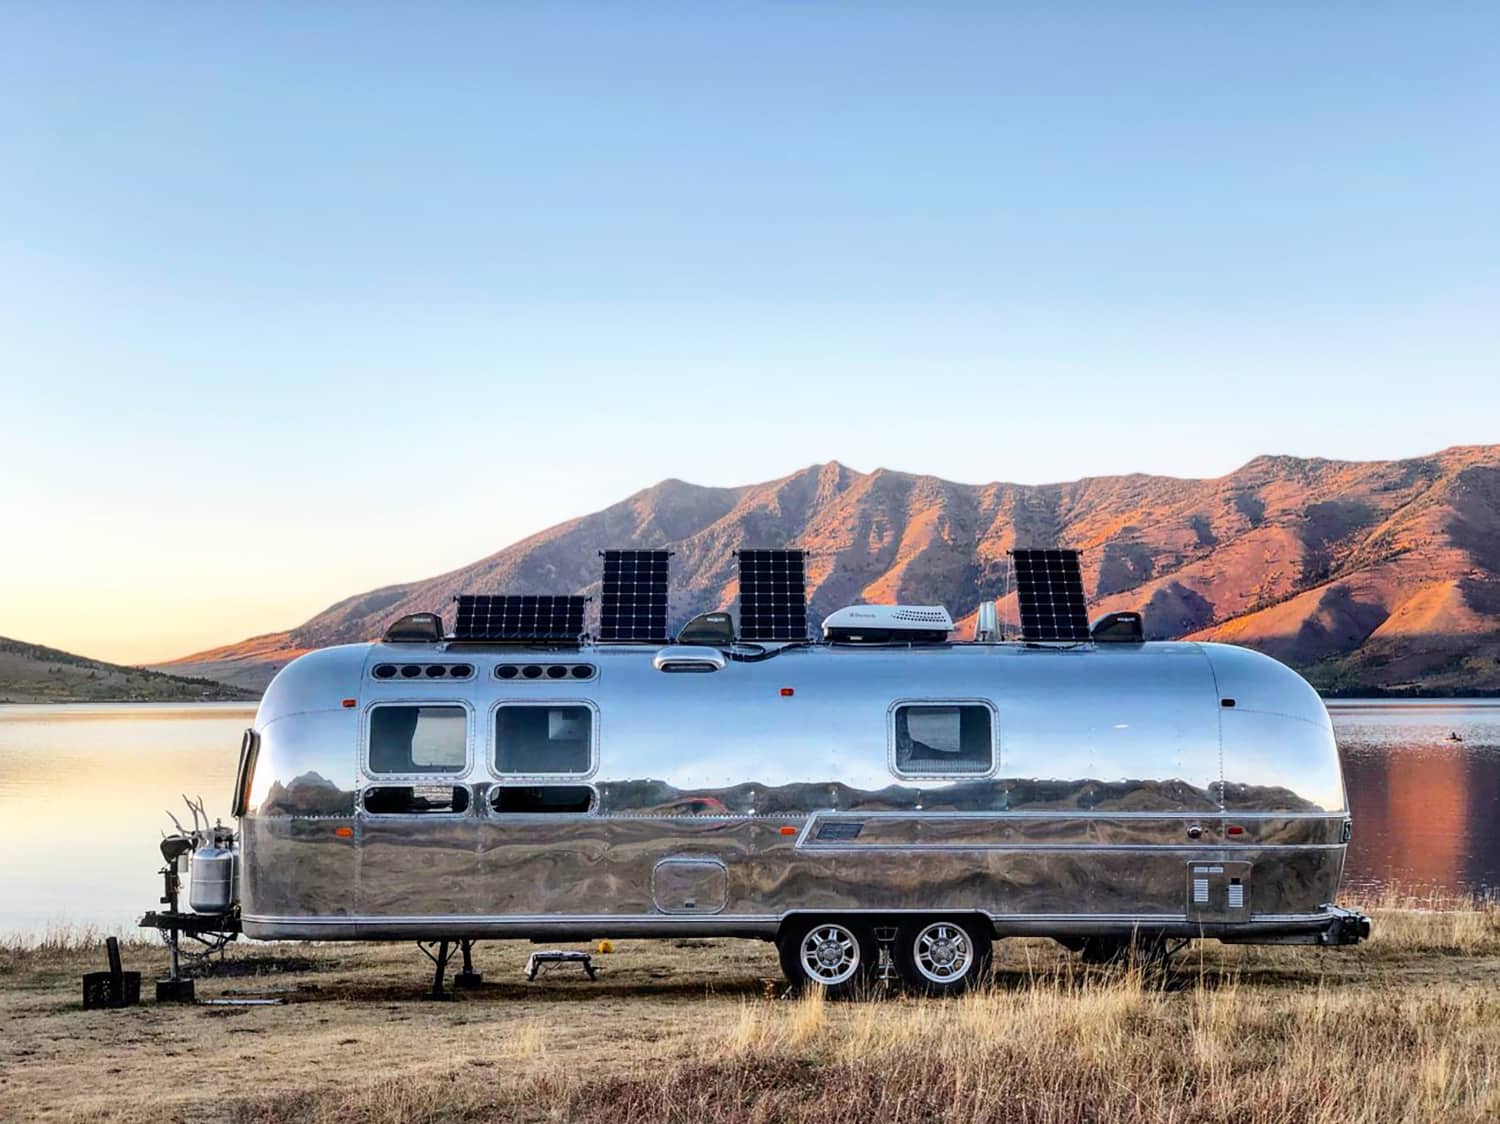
[0,636,257,704]
[156,445,1500,695]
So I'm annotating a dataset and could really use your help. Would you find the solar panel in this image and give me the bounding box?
[737,549,808,642]
[452,594,587,643]
[1011,549,1091,642]
[598,549,671,642]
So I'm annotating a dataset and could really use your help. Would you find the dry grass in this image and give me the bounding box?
[3,898,1498,1124]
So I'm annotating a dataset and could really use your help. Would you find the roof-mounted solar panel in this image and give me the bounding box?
[737,549,808,642]
[598,549,671,643]
[1011,548,1091,643]
[452,594,587,643]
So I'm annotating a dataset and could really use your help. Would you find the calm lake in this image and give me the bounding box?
[0,700,1496,935]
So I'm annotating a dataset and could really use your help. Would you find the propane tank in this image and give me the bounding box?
[189,828,237,914]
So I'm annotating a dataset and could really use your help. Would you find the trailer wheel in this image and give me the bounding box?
[895,917,991,996]
[777,918,876,997]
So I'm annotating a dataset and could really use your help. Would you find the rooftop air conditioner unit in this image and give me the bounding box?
[822,605,954,645]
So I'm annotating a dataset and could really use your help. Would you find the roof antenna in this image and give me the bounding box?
[973,601,999,643]
[1001,554,1015,642]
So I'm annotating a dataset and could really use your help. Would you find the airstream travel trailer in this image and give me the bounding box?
[157,549,1370,998]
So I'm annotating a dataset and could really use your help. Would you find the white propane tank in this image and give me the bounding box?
[189,842,236,914]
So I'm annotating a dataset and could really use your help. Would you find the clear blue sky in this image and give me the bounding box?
[2,2,1497,663]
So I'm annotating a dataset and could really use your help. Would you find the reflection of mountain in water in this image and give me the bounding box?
[1343,745,1500,894]
[1335,707,1500,895]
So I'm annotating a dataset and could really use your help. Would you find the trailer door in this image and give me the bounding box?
[476,700,603,917]
[355,702,479,922]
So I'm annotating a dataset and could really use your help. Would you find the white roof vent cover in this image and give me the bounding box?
[822,605,954,642]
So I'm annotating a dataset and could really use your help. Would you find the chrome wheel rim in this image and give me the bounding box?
[913,922,974,984]
[799,924,860,985]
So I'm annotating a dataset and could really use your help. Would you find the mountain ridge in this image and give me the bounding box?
[0,635,257,704]
[154,445,1500,694]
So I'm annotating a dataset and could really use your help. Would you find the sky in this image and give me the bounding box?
[1,2,1498,665]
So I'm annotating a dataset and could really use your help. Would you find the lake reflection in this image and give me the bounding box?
[0,703,254,934]
[0,700,1496,935]
[1330,700,1500,900]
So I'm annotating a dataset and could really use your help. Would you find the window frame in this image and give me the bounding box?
[886,698,1000,780]
[487,698,601,781]
[361,699,474,781]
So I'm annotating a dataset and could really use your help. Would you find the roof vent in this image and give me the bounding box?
[677,611,734,647]
[822,605,954,644]
[1090,611,1145,643]
[652,645,728,673]
[382,613,445,643]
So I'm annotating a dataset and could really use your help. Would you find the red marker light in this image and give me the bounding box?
[334,826,353,838]
[1226,825,1245,836]
[779,825,798,836]
[341,698,357,709]
[780,688,795,697]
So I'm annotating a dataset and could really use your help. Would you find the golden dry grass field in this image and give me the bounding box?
[3,895,1498,1124]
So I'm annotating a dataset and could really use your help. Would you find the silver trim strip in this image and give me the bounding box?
[799,843,1346,853]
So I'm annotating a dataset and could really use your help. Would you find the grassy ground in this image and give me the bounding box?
[2,895,1497,1123]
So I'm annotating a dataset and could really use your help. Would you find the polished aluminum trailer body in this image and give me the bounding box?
[238,638,1355,945]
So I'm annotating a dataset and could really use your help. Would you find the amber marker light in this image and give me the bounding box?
[779,826,798,836]
[341,698,357,709]
[334,826,354,838]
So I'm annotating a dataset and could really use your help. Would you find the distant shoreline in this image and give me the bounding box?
[0,695,259,707]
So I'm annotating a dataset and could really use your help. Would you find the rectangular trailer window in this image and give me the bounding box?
[491,784,595,814]
[367,705,468,774]
[364,784,471,815]
[494,704,594,776]
[892,703,994,776]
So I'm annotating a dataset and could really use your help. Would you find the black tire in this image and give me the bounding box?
[895,916,992,996]
[777,917,878,998]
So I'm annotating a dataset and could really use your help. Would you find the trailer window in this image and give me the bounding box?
[494,704,594,775]
[368,705,468,774]
[364,784,471,815]
[491,785,595,814]
[892,704,994,776]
